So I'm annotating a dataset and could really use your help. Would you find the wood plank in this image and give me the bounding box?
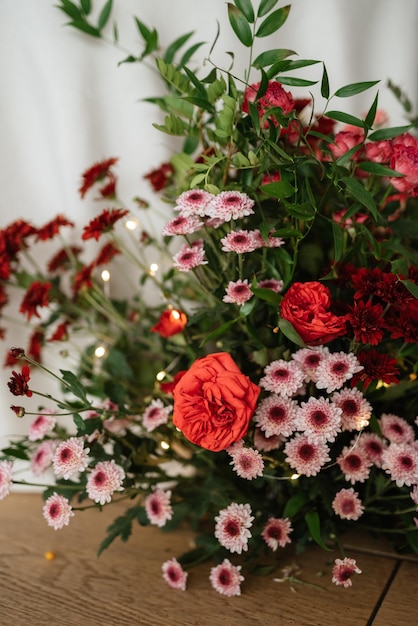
[0,494,410,626]
[373,561,418,626]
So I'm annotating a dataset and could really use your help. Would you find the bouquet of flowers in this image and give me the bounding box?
[1,0,418,596]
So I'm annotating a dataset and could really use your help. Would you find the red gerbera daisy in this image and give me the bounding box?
[82,209,129,241]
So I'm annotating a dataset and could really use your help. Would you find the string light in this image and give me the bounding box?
[156,370,166,382]
[101,269,110,282]
[125,218,140,230]
[170,309,181,321]
[94,345,106,358]
[291,473,300,480]
[149,263,159,276]
[160,441,170,450]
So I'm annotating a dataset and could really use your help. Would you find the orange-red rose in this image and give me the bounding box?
[172,352,260,452]
[151,309,187,338]
[280,281,347,346]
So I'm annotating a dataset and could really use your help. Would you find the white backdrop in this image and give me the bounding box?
[1,0,417,468]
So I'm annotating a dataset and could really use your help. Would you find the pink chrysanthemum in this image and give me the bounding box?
[0,460,13,500]
[214,502,254,554]
[331,388,372,431]
[175,189,214,217]
[229,446,264,480]
[207,190,255,222]
[223,279,253,305]
[253,428,284,452]
[332,488,365,520]
[209,559,244,597]
[172,243,208,272]
[357,432,387,467]
[259,360,305,397]
[292,346,330,383]
[31,440,56,475]
[257,278,284,293]
[332,557,362,588]
[315,351,363,393]
[42,493,74,530]
[337,445,372,484]
[52,437,90,479]
[381,443,418,487]
[220,229,258,253]
[86,460,125,505]
[28,412,56,441]
[162,558,188,591]
[262,517,293,551]
[142,399,172,432]
[254,394,298,438]
[284,434,331,477]
[162,214,203,236]
[296,396,342,443]
[379,413,415,444]
[145,488,173,527]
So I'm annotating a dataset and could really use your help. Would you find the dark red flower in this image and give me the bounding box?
[97,178,117,199]
[8,365,32,397]
[48,321,70,342]
[0,284,8,311]
[79,157,118,198]
[47,246,83,273]
[144,162,174,192]
[151,309,188,338]
[27,329,44,362]
[0,220,36,278]
[4,349,20,368]
[347,300,386,345]
[386,301,418,343]
[94,242,120,266]
[72,263,94,293]
[351,349,400,390]
[10,405,25,417]
[35,215,74,241]
[19,282,52,320]
[82,209,129,241]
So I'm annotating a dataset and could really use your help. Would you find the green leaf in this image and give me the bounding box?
[356,161,404,177]
[277,77,318,87]
[342,177,378,220]
[60,369,88,401]
[134,16,151,40]
[239,299,257,317]
[73,413,86,434]
[56,0,83,21]
[67,19,101,37]
[257,0,279,18]
[283,492,309,518]
[199,318,239,347]
[321,63,330,99]
[305,511,332,551]
[251,287,282,304]
[255,5,291,37]
[164,31,194,64]
[179,42,205,67]
[80,0,91,15]
[368,125,412,141]
[332,221,345,263]
[260,180,296,198]
[334,80,379,98]
[1,447,30,461]
[183,67,207,98]
[400,279,418,299]
[97,0,112,30]
[252,48,296,68]
[364,91,379,129]
[227,3,253,47]
[326,110,366,129]
[277,318,306,347]
[234,0,255,22]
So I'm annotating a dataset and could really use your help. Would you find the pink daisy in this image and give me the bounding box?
[145,488,173,527]
[253,428,284,452]
[315,351,363,393]
[296,396,342,443]
[209,559,244,597]
[52,437,90,479]
[28,412,56,441]
[284,434,331,477]
[42,493,74,530]
[292,346,330,383]
[175,189,214,217]
[172,243,207,272]
[214,502,254,554]
[337,445,372,484]
[206,190,255,222]
[381,443,418,487]
[86,460,125,505]
[142,399,172,432]
[332,488,365,520]
[332,557,362,588]
[31,440,56,475]
[259,359,305,397]
[223,279,253,305]
[229,446,264,480]
[357,432,387,467]
[162,558,188,591]
[257,278,284,293]
[220,229,258,253]
[331,388,372,431]
[262,517,293,550]
[254,394,298,438]
[162,214,203,236]
[0,460,13,500]
[379,413,415,444]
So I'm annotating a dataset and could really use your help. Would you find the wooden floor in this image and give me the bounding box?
[1,494,416,626]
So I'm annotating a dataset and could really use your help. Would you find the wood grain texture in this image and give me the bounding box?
[0,494,416,626]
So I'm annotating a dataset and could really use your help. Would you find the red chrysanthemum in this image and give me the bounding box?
[386,301,418,343]
[35,215,74,242]
[19,282,52,320]
[47,246,83,273]
[72,264,94,293]
[143,162,174,192]
[351,349,400,390]
[48,321,70,342]
[82,209,129,241]
[7,365,32,397]
[78,157,118,198]
[93,242,120,266]
[27,329,44,362]
[348,299,386,345]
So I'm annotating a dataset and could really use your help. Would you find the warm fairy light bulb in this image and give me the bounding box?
[94,345,106,358]
[101,269,111,282]
[170,309,181,320]
[156,370,166,381]
[160,440,170,450]
[125,218,140,230]
[290,473,300,480]
[149,263,159,276]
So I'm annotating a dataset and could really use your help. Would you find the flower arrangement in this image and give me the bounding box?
[1,0,418,596]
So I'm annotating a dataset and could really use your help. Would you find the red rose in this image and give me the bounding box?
[172,352,260,452]
[280,282,347,346]
[151,309,187,338]
[243,81,294,128]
